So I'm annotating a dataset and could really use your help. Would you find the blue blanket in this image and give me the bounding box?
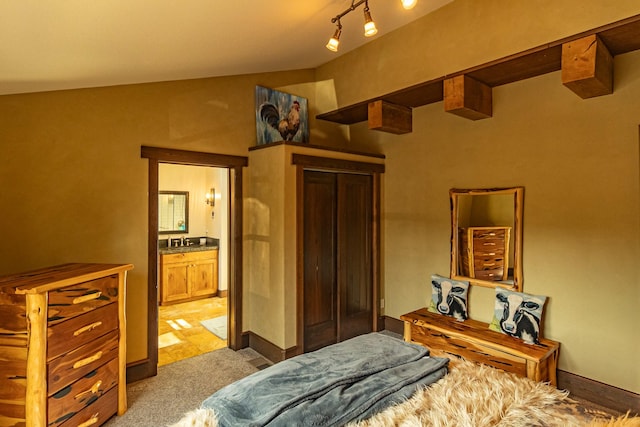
[201,333,449,426]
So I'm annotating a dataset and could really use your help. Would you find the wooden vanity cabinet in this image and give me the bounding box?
[160,249,218,305]
[0,263,133,427]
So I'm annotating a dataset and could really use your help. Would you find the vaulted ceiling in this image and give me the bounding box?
[0,0,453,96]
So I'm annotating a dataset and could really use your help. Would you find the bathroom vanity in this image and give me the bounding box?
[160,245,219,305]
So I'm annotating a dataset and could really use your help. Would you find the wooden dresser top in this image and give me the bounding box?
[0,263,133,294]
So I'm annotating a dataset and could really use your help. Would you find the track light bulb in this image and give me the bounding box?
[326,27,341,52]
[401,0,417,9]
[363,6,377,37]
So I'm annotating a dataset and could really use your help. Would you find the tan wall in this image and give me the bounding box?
[0,70,320,362]
[0,0,638,395]
[316,0,640,393]
[317,0,640,110]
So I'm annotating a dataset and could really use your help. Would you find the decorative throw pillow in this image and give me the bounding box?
[489,288,547,345]
[428,274,469,321]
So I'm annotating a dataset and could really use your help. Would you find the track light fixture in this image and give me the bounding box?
[326,19,342,52]
[363,2,377,37]
[326,0,417,51]
[401,0,418,9]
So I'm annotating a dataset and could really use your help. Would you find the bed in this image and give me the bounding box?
[171,333,638,427]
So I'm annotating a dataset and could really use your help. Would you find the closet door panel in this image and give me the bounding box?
[337,174,373,341]
[303,171,337,352]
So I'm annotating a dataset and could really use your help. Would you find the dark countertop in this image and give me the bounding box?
[159,244,219,255]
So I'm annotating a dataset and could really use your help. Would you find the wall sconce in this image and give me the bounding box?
[205,188,216,206]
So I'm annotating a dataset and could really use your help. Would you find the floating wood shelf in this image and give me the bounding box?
[316,14,640,125]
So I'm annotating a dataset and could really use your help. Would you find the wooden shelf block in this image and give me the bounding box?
[444,75,492,120]
[562,34,613,99]
[316,15,640,125]
[368,100,412,134]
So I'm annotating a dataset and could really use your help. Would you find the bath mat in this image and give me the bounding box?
[200,316,227,340]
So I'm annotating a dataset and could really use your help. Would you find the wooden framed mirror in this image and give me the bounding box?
[158,191,189,234]
[450,187,524,291]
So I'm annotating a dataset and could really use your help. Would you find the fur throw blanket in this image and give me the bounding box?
[347,359,636,427]
[170,359,638,427]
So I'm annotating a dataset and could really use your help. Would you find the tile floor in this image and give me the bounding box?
[158,297,228,367]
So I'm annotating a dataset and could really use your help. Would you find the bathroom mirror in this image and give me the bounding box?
[450,187,524,291]
[159,191,189,234]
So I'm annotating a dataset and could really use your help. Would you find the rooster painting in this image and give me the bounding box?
[259,101,300,142]
[255,86,308,145]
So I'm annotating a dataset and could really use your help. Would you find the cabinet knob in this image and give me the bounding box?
[77,414,100,427]
[73,321,103,337]
[74,380,103,400]
[73,351,103,369]
[73,292,102,305]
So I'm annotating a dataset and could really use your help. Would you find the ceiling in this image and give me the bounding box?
[0,0,453,96]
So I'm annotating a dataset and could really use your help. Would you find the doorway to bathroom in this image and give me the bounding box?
[136,146,248,383]
[157,164,229,366]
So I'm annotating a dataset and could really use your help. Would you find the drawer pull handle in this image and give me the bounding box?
[73,351,103,369]
[78,414,100,427]
[75,380,103,399]
[74,321,103,336]
[73,292,102,304]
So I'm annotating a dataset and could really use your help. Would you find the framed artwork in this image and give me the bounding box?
[255,85,309,145]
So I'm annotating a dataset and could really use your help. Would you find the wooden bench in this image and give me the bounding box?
[400,308,560,385]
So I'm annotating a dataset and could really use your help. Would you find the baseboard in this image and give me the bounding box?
[558,370,639,416]
[247,331,298,363]
[126,358,155,383]
[383,315,404,335]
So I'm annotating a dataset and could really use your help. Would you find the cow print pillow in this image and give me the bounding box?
[428,274,469,321]
[489,289,547,345]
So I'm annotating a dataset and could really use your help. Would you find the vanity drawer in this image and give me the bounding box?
[58,386,118,427]
[162,249,217,264]
[48,275,119,326]
[48,303,118,360]
[48,357,119,427]
[48,330,119,394]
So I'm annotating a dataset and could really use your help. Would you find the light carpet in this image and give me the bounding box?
[104,347,258,427]
[200,316,227,340]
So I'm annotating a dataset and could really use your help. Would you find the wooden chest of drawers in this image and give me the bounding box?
[459,226,511,281]
[0,263,133,427]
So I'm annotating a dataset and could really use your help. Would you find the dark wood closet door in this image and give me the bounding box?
[302,170,373,352]
[337,173,373,341]
[303,171,337,352]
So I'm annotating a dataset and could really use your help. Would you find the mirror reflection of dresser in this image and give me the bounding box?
[459,226,511,282]
[450,187,524,291]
